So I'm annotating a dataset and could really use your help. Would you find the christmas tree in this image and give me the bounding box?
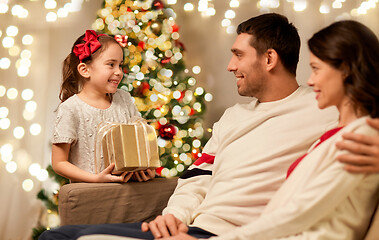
[33,0,211,238]
[92,0,212,177]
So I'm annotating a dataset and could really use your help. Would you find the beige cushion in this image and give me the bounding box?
[58,178,178,225]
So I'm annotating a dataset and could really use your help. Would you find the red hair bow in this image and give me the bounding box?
[115,35,128,47]
[73,30,106,61]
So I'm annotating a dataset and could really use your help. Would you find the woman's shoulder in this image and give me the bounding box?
[345,117,378,136]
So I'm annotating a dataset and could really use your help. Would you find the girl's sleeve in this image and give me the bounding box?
[210,124,379,240]
[52,104,78,144]
[162,121,221,224]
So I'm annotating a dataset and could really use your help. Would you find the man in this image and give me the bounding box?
[39,13,379,240]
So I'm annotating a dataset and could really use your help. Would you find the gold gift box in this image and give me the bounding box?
[95,121,160,175]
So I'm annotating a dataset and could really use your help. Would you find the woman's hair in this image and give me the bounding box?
[308,20,379,118]
[60,32,121,102]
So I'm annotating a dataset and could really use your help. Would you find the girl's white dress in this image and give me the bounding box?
[52,89,141,173]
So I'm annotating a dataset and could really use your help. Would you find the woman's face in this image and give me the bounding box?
[307,52,348,111]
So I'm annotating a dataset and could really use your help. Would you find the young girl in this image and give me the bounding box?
[52,30,155,183]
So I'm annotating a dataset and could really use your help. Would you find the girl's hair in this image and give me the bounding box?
[60,32,121,102]
[308,20,379,118]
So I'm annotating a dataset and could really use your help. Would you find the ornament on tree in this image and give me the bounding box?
[114,35,128,47]
[155,166,164,176]
[159,124,177,140]
[133,81,150,97]
[151,0,164,10]
[192,148,201,160]
[150,21,162,35]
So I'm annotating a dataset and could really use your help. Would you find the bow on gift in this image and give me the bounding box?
[73,30,106,61]
[115,35,128,47]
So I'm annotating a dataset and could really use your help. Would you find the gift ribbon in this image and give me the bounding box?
[94,121,118,173]
[94,118,158,173]
[129,118,154,168]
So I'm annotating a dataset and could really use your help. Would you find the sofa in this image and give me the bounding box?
[59,178,379,239]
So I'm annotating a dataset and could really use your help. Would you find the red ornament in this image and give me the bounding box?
[155,166,164,176]
[133,82,150,97]
[138,41,145,49]
[159,124,177,140]
[178,91,185,101]
[192,149,201,160]
[175,40,186,51]
[114,35,128,47]
[161,57,171,64]
[152,0,164,10]
[172,24,180,33]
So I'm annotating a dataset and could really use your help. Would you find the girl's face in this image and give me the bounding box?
[85,42,124,94]
[307,52,348,111]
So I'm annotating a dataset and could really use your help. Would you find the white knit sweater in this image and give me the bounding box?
[162,86,338,235]
[214,117,379,240]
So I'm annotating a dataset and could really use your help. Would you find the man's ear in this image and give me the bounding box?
[77,63,90,78]
[265,48,278,72]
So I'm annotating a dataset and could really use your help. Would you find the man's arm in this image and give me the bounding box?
[142,121,221,238]
[336,118,379,173]
[141,154,215,238]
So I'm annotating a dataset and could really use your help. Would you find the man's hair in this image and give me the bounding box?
[237,13,300,76]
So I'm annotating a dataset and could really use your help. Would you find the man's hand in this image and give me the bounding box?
[336,118,379,173]
[141,214,188,238]
[161,232,198,240]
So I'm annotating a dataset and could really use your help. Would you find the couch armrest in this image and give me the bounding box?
[58,178,178,226]
[364,201,379,240]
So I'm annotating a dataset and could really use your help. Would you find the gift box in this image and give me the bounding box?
[95,119,160,174]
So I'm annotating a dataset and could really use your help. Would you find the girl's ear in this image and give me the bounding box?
[77,63,90,78]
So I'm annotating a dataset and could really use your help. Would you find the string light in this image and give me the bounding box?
[293,0,307,12]
[184,3,194,11]
[319,2,330,14]
[352,0,378,16]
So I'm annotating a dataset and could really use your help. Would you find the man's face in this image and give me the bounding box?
[227,33,267,98]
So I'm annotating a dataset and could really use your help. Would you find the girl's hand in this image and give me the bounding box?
[132,168,156,182]
[97,163,133,183]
